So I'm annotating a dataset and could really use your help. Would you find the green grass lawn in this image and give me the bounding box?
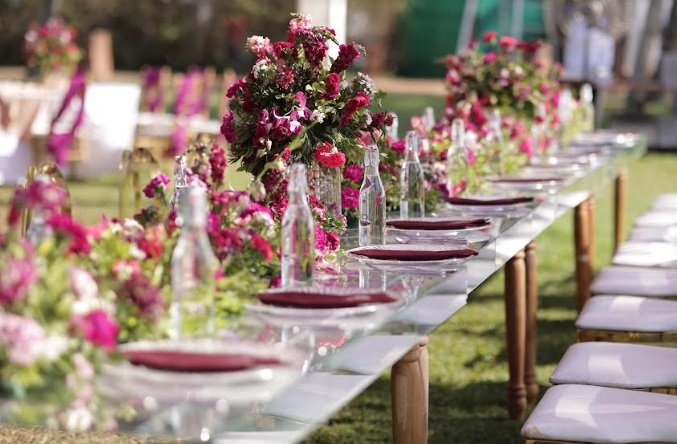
[0,92,675,443]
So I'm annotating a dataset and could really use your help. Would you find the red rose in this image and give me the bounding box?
[499,36,518,49]
[220,111,237,143]
[482,31,497,42]
[324,72,341,100]
[341,91,370,126]
[313,142,346,168]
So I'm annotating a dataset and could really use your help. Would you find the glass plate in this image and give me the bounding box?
[346,244,476,270]
[442,200,535,218]
[485,176,563,193]
[98,339,306,404]
[386,225,492,248]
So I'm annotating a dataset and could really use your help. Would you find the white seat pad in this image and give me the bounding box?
[576,295,677,332]
[635,211,677,228]
[591,266,677,297]
[628,226,677,243]
[651,194,677,211]
[551,342,677,389]
[612,242,677,268]
[522,384,677,443]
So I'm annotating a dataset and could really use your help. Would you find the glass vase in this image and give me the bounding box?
[307,162,342,216]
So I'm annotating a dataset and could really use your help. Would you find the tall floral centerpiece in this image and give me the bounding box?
[23,18,83,79]
[221,14,390,253]
[443,32,561,173]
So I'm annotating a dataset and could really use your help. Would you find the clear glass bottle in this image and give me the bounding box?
[423,106,435,132]
[171,154,189,213]
[170,186,218,339]
[447,118,468,193]
[359,145,386,246]
[400,131,425,218]
[489,109,504,175]
[387,113,399,140]
[281,164,315,287]
[580,83,595,132]
[26,175,53,244]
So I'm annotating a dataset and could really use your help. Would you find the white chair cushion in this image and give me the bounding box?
[635,211,677,228]
[651,194,677,211]
[612,242,677,268]
[590,266,677,297]
[628,226,677,242]
[521,384,677,443]
[576,295,677,332]
[551,342,677,389]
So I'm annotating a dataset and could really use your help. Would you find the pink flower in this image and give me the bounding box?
[250,232,273,262]
[69,267,98,301]
[341,91,370,126]
[539,82,550,95]
[288,15,312,37]
[292,92,311,120]
[519,137,534,158]
[315,226,328,251]
[483,52,497,63]
[300,33,329,67]
[0,313,48,366]
[253,109,272,146]
[46,213,90,254]
[220,111,236,143]
[210,144,227,185]
[143,174,170,199]
[341,187,359,210]
[390,139,406,153]
[331,42,361,73]
[499,36,518,49]
[226,79,246,99]
[112,259,141,280]
[313,142,346,168]
[482,31,497,42]
[343,164,363,183]
[326,230,340,251]
[276,65,295,90]
[72,309,118,351]
[246,35,272,58]
[323,72,341,100]
[119,274,164,319]
[517,84,532,100]
[0,254,38,305]
[465,148,477,165]
[273,41,293,58]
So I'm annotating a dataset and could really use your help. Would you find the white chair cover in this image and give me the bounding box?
[576,295,677,332]
[612,241,677,268]
[590,266,677,297]
[551,342,677,389]
[522,384,677,443]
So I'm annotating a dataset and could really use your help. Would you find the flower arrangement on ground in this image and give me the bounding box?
[23,18,83,75]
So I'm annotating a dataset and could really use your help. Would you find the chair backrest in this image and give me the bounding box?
[47,66,86,165]
[140,65,171,113]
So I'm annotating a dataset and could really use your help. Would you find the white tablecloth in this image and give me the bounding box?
[0,81,140,184]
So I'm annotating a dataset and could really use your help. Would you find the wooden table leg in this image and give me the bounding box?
[505,249,527,420]
[391,336,429,444]
[588,197,596,268]
[574,198,593,312]
[524,241,539,405]
[614,168,628,251]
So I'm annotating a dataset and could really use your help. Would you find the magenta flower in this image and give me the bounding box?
[483,52,497,63]
[341,187,359,210]
[220,111,236,143]
[47,213,90,254]
[250,232,273,262]
[343,164,363,183]
[314,142,346,168]
[209,144,227,185]
[314,226,328,251]
[275,65,295,90]
[72,309,119,351]
[341,91,371,126]
[390,139,406,154]
[331,42,361,73]
[143,173,170,199]
[482,31,497,42]
[323,73,341,99]
[119,274,164,320]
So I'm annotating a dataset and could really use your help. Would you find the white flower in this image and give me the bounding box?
[252,58,270,79]
[513,66,524,77]
[38,335,68,362]
[310,109,326,123]
[69,267,98,302]
[364,112,372,126]
[354,73,375,95]
[63,406,94,432]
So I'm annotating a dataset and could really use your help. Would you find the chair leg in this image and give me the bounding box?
[525,241,539,404]
[505,249,527,420]
[391,336,429,444]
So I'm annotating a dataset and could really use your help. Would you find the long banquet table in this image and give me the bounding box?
[0,133,646,443]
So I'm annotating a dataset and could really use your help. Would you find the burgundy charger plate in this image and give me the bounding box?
[486,176,562,183]
[121,349,285,372]
[350,245,477,261]
[386,217,490,231]
[258,288,398,309]
[447,196,534,206]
